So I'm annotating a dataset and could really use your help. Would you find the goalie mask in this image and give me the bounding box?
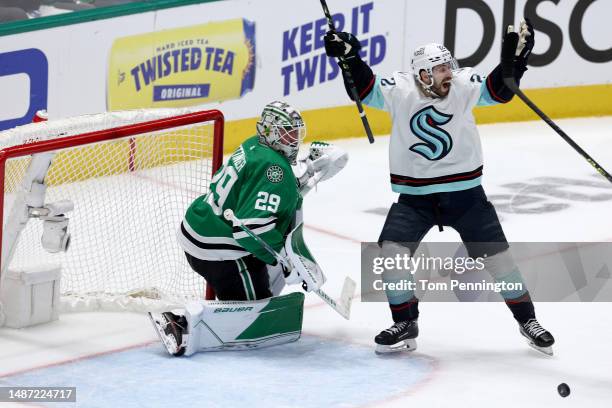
[411,43,459,93]
[257,101,306,164]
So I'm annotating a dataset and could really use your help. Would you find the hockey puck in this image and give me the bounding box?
[557,383,570,397]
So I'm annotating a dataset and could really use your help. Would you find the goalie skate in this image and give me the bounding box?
[374,320,418,354]
[519,318,555,356]
[148,312,188,357]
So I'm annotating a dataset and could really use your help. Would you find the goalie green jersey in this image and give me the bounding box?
[178,136,301,264]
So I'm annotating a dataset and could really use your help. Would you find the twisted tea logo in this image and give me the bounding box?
[409,106,453,161]
[266,165,284,183]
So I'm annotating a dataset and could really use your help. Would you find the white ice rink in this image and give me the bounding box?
[1,116,611,407]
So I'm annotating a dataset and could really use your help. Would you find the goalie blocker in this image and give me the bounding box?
[184,219,327,301]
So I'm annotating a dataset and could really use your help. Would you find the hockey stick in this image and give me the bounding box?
[223,209,356,319]
[501,35,612,183]
[319,0,375,144]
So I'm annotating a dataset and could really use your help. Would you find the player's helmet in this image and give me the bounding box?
[257,101,306,164]
[411,43,459,89]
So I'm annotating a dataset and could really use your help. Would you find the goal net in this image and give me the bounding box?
[0,109,223,313]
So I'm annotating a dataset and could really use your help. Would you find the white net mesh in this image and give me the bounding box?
[0,109,222,312]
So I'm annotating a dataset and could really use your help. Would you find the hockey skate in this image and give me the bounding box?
[374,320,418,354]
[148,311,188,356]
[519,318,555,356]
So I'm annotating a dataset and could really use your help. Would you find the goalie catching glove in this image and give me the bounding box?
[293,141,348,195]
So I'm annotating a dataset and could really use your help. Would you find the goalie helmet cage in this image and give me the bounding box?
[0,109,222,314]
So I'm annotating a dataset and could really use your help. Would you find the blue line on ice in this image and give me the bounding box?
[1,335,433,408]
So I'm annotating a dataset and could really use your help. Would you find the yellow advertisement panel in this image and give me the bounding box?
[108,19,255,110]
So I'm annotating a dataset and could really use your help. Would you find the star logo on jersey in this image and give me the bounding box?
[409,106,453,161]
[266,165,284,183]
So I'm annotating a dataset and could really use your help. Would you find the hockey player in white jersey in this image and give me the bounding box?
[325,20,555,355]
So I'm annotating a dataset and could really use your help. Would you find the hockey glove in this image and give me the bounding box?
[283,225,326,293]
[293,142,349,195]
[514,19,534,75]
[324,31,362,59]
[308,141,348,182]
[501,27,520,78]
[280,252,321,292]
[515,19,534,61]
[281,257,302,286]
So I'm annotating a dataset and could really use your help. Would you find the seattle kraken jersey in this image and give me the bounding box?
[177,136,301,264]
[364,67,502,194]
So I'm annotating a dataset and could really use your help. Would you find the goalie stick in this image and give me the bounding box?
[319,0,375,144]
[501,32,612,184]
[223,209,356,320]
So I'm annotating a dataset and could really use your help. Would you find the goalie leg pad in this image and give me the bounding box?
[180,292,305,356]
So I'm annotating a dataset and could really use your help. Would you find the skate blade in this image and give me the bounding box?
[526,339,553,356]
[375,339,417,355]
[148,312,181,356]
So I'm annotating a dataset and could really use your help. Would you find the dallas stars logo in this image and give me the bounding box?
[266,165,284,183]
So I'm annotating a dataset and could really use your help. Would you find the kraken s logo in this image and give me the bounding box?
[409,106,453,161]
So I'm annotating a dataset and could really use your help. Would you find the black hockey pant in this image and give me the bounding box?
[185,253,272,301]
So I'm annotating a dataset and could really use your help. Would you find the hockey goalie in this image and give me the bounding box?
[149,101,348,356]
